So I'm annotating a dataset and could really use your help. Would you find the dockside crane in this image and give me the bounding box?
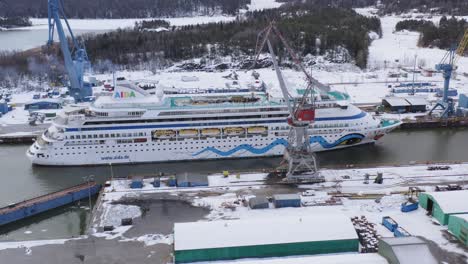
[429,28,468,118]
[254,22,325,183]
[47,0,92,102]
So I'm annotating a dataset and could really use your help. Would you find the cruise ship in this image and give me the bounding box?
[27,84,401,166]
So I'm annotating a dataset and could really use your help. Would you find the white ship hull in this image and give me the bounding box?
[26,89,401,166]
[27,125,396,166]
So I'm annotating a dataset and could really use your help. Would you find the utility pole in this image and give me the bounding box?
[109,163,115,191]
[83,175,95,211]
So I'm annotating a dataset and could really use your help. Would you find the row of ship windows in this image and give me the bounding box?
[63,123,358,140]
[83,114,288,125]
[53,144,271,155]
[67,132,146,140]
[55,138,270,150]
[54,132,348,151]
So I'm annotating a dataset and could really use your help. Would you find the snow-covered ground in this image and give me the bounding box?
[3,6,468,127]
[22,0,283,30]
[90,162,468,256]
[193,188,467,256]
[247,0,283,11]
[23,16,238,31]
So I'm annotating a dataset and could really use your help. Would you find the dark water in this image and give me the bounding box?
[1,128,468,240]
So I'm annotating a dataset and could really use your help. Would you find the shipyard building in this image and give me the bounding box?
[419,190,468,225]
[173,214,358,263]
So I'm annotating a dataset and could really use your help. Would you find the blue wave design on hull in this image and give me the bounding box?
[193,133,365,157]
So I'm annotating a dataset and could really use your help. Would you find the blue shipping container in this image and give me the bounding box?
[130,180,143,189]
[0,103,8,114]
[273,194,301,208]
[168,178,177,187]
[177,181,190,187]
[152,179,161,188]
[436,89,458,97]
[401,201,419,212]
[382,216,398,232]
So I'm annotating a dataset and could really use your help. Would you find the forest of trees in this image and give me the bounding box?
[379,0,468,15]
[0,17,31,28]
[0,0,249,18]
[0,4,381,87]
[82,5,381,69]
[278,0,376,8]
[135,20,171,31]
[395,17,467,50]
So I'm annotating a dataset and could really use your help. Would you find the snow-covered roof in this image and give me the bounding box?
[273,194,301,200]
[174,214,357,251]
[25,98,63,105]
[404,97,427,106]
[193,253,388,264]
[426,190,468,214]
[380,236,425,246]
[383,97,410,106]
[452,213,468,222]
[380,237,437,264]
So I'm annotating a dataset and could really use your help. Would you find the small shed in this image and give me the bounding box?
[24,99,62,111]
[382,97,410,113]
[130,177,144,189]
[448,214,468,246]
[174,214,359,263]
[419,190,468,225]
[378,237,437,264]
[248,196,269,209]
[273,194,301,208]
[0,101,8,114]
[404,97,427,112]
[459,94,468,108]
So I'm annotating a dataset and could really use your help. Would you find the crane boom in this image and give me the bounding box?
[266,39,293,114]
[47,0,92,102]
[454,28,468,66]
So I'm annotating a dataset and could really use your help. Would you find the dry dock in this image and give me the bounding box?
[0,182,101,226]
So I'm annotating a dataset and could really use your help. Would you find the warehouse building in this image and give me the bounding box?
[378,237,437,264]
[419,190,468,225]
[448,214,468,246]
[382,97,427,113]
[403,97,427,112]
[24,99,62,111]
[173,214,359,263]
[201,253,389,264]
[382,97,410,113]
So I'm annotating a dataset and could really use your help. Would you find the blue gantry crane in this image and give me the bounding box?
[429,29,468,118]
[47,0,92,102]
